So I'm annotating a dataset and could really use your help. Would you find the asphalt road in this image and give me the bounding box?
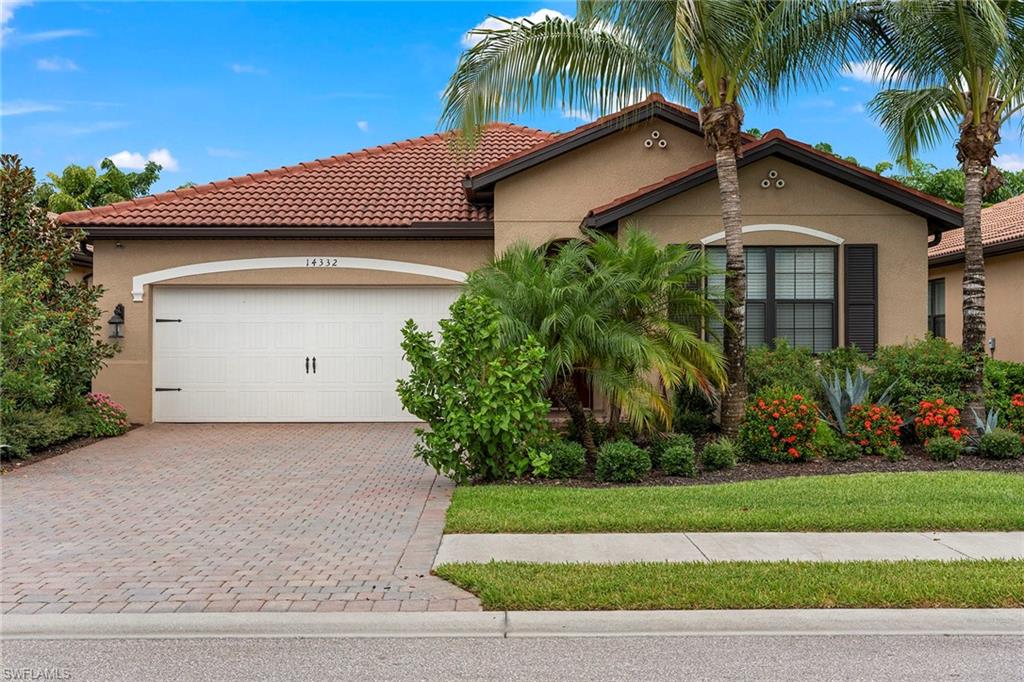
[2,635,1022,681]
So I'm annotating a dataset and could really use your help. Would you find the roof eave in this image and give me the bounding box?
[928,236,1024,266]
[68,222,495,240]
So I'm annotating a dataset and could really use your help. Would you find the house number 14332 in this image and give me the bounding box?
[305,258,340,267]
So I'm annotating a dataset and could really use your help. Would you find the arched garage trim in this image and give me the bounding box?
[699,223,845,246]
[131,256,468,301]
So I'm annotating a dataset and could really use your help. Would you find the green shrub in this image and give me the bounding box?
[978,429,1024,460]
[984,360,1024,416]
[845,403,903,456]
[700,438,737,471]
[814,424,860,461]
[883,444,906,462]
[746,340,818,397]
[545,438,587,478]
[738,387,819,463]
[817,346,869,385]
[397,295,551,482]
[649,433,695,469]
[595,440,651,483]
[660,437,697,477]
[925,435,962,462]
[672,385,715,435]
[1,406,90,459]
[871,337,972,413]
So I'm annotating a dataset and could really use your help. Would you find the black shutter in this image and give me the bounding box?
[844,244,878,354]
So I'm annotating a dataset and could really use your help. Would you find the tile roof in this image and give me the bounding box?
[58,124,553,229]
[929,194,1024,259]
[585,129,962,227]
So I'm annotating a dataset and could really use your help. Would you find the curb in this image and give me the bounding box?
[3,609,1022,640]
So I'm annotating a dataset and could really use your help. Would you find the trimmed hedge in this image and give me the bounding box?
[595,440,651,483]
[545,439,587,478]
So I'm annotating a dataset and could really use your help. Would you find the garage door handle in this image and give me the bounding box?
[312,357,316,374]
[305,357,310,374]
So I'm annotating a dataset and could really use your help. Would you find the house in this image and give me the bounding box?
[927,195,1024,361]
[59,94,962,423]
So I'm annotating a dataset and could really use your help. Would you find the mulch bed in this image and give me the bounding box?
[505,443,1024,489]
[1,425,140,474]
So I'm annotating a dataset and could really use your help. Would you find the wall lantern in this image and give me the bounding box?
[108,304,125,339]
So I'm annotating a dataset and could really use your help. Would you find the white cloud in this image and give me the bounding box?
[998,153,1024,172]
[105,148,179,172]
[462,8,569,48]
[229,63,268,75]
[32,120,127,136]
[562,108,595,123]
[1,99,59,116]
[206,147,245,158]
[356,120,369,132]
[36,56,79,71]
[841,60,901,85]
[2,0,31,26]
[838,85,854,93]
[846,103,866,114]
[11,28,90,45]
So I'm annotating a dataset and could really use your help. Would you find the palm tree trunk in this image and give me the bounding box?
[553,377,598,464]
[715,146,747,438]
[960,158,987,422]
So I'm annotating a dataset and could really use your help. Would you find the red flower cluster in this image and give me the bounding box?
[1008,393,1024,435]
[740,391,819,462]
[85,392,130,436]
[913,398,963,444]
[845,403,902,455]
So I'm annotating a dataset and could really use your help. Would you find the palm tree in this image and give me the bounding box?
[866,0,1024,420]
[466,237,723,460]
[588,227,725,436]
[440,0,857,437]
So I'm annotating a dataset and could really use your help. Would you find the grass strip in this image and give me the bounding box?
[446,472,1024,533]
[435,559,1024,610]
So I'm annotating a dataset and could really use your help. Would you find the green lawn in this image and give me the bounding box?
[446,472,1024,533]
[435,560,1024,610]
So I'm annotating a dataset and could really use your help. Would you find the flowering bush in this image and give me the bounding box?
[913,398,964,444]
[739,388,819,463]
[82,392,130,437]
[845,403,902,455]
[1008,394,1024,435]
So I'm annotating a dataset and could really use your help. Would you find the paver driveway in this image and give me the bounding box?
[1,424,479,614]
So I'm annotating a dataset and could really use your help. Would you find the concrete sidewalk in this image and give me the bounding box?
[434,531,1024,565]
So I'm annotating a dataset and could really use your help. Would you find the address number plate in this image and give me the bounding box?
[305,258,341,267]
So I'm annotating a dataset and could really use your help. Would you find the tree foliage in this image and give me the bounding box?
[35,158,161,213]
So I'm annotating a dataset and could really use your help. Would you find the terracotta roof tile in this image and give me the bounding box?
[58,124,553,229]
[929,194,1024,258]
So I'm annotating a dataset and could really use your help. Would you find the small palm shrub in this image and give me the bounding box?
[978,429,1024,460]
[738,388,818,462]
[82,392,130,437]
[660,437,697,477]
[595,440,651,483]
[845,403,902,456]
[913,398,964,444]
[925,435,962,462]
[700,438,737,471]
[545,438,587,478]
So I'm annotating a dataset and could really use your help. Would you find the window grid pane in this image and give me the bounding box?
[775,247,834,300]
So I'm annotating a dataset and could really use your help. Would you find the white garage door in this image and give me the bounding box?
[152,286,459,422]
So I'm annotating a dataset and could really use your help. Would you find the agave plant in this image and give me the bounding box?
[971,407,1001,436]
[819,369,894,436]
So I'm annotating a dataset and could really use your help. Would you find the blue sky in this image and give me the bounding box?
[4,1,1023,194]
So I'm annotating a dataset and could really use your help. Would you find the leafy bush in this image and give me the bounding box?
[545,438,587,478]
[746,340,818,397]
[925,435,962,462]
[649,433,695,469]
[817,346,869,383]
[913,398,964,444]
[738,388,818,462]
[819,369,893,436]
[397,295,551,482]
[595,440,651,483]
[871,337,972,413]
[844,403,902,456]
[1007,394,1024,435]
[672,385,715,435]
[1,406,90,459]
[700,438,737,471]
[82,392,130,437]
[984,360,1024,416]
[883,444,906,462]
[978,429,1024,460]
[660,436,697,477]
[814,424,860,461]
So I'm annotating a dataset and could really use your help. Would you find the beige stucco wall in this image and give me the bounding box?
[91,238,490,422]
[626,157,931,347]
[929,252,1024,362]
[493,119,713,252]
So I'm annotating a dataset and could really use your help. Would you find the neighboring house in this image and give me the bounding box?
[59,94,962,424]
[928,195,1024,362]
[68,246,93,284]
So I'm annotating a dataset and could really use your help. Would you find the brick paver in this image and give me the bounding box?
[1,424,478,613]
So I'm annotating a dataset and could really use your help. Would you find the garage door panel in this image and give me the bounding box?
[153,286,459,422]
